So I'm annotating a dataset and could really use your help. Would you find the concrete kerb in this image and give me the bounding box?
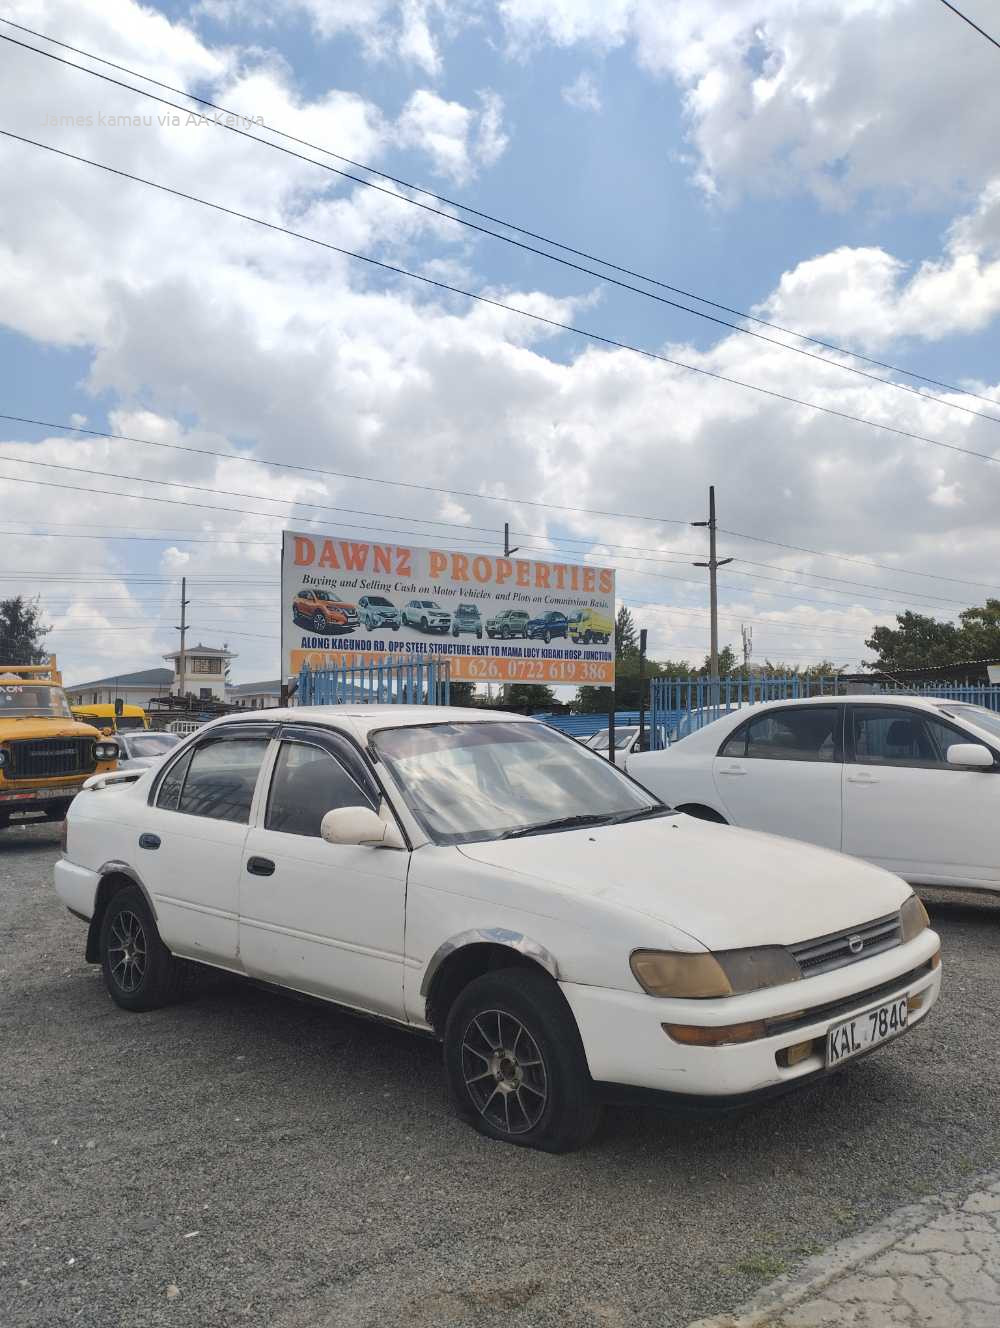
[686,1168,1000,1328]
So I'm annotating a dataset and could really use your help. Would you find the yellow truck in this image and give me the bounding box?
[567,609,614,645]
[71,702,150,733]
[0,659,118,829]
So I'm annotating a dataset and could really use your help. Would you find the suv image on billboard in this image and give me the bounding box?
[358,595,401,631]
[452,603,483,638]
[526,610,569,643]
[402,599,452,633]
[485,610,531,640]
[568,609,613,644]
[292,588,360,634]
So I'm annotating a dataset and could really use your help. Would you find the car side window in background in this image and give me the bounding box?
[719,722,749,758]
[742,707,839,763]
[155,747,194,811]
[853,708,973,769]
[266,740,376,838]
[175,736,271,823]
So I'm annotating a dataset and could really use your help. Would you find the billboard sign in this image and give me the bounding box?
[281,532,615,687]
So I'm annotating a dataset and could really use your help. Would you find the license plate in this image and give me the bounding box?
[827,996,908,1066]
[0,785,80,803]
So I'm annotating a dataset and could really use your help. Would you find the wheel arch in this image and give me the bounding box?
[85,862,158,963]
[421,930,559,1036]
[675,802,729,824]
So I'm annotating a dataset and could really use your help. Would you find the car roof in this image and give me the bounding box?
[206,705,534,742]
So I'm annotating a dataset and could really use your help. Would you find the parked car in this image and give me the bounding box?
[451,603,483,638]
[293,589,359,634]
[584,725,647,765]
[629,694,1000,892]
[56,707,940,1152]
[402,599,451,633]
[112,730,183,771]
[526,611,569,643]
[486,609,531,639]
[567,610,613,645]
[358,595,401,631]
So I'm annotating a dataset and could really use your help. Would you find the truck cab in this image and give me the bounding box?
[0,659,118,829]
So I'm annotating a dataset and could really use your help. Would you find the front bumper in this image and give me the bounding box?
[562,929,941,1099]
[0,781,87,810]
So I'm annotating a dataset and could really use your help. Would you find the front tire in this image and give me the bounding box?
[443,969,602,1153]
[312,611,327,633]
[99,885,183,1012]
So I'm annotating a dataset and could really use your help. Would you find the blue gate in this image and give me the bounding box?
[648,676,1000,750]
[296,655,451,706]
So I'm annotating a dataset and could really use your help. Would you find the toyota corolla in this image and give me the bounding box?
[55,708,941,1152]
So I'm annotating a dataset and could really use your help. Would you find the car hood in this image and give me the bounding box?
[456,814,910,951]
[0,720,102,741]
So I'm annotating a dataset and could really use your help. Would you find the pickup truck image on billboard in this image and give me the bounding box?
[281,533,615,686]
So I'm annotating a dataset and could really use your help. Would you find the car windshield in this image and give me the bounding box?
[372,720,668,846]
[585,727,637,750]
[124,732,181,759]
[0,683,73,719]
[312,590,332,600]
[940,705,1000,742]
[368,598,392,607]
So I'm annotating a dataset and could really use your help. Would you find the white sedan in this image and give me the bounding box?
[629,694,1000,892]
[55,706,940,1151]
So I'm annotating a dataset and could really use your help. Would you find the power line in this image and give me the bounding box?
[2,16,995,413]
[5,128,1000,484]
[938,0,1000,52]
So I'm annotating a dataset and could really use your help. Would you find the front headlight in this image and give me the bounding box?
[96,742,118,761]
[899,894,929,943]
[630,946,802,998]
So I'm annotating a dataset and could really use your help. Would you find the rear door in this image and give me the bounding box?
[239,726,409,1019]
[842,705,1000,885]
[710,705,844,850]
[138,725,276,968]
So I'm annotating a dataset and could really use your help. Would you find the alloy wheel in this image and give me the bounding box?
[108,909,147,994]
[460,1009,548,1135]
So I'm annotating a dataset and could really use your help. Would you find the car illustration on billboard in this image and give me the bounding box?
[526,610,569,642]
[357,595,401,631]
[486,609,531,639]
[401,599,452,633]
[451,603,483,638]
[292,588,360,633]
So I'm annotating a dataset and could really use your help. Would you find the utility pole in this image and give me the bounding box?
[175,576,190,701]
[638,628,648,750]
[503,522,519,558]
[692,485,732,700]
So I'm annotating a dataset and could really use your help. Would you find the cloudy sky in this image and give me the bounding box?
[2,0,999,689]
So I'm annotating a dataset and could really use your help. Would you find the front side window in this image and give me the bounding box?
[723,707,840,763]
[372,721,665,846]
[851,708,974,769]
[168,735,271,823]
[266,740,375,837]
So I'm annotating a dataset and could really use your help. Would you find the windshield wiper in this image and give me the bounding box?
[605,806,672,825]
[499,813,619,840]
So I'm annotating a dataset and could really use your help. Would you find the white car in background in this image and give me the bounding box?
[56,706,939,1151]
[629,694,1000,892]
[112,730,183,771]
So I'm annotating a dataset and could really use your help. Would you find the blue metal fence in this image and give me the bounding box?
[648,676,1000,750]
[296,656,451,707]
[535,711,643,740]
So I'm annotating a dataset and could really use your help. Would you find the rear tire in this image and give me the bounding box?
[43,800,73,822]
[99,885,183,1012]
[443,968,602,1153]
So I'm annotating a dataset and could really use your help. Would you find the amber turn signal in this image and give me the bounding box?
[661,1020,767,1047]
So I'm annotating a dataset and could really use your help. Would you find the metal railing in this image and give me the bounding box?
[296,655,451,707]
[648,676,1000,749]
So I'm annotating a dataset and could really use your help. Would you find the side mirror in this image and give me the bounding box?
[946,743,994,769]
[320,805,405,849]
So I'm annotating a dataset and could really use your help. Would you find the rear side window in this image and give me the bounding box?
[173,736,271,823]
[722,707,840,763]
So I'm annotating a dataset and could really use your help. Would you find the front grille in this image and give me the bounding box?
[789,911,902,978]
[7,737,96,780]
[765,960,933,1039]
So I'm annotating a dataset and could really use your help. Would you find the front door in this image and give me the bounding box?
[843,705,1000,886]
[239,727,409,1019]
[710,704,844,850]
[137,726,275,968]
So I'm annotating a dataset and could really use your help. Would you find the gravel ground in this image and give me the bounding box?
[2,822,999,1328]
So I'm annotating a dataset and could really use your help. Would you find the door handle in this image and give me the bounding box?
[246,856,276,877]
[847,772,878,785]
[719,764,746,776]
[138,833,160,850]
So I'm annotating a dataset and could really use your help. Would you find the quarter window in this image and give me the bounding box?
[174,735,271,823]
[266,740,375,837]
[723,707,840,762]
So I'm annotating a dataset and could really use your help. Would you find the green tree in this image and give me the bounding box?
[697,643,738,677]
[956,599,1000,659]
[0,596,49,665]
[448,681,478,706]
[614,605,638,660]
[503,682,557,710]
[864,611,965,671]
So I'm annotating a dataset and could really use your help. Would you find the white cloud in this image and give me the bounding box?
[396,88,508,183]
[561,71,601,112]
